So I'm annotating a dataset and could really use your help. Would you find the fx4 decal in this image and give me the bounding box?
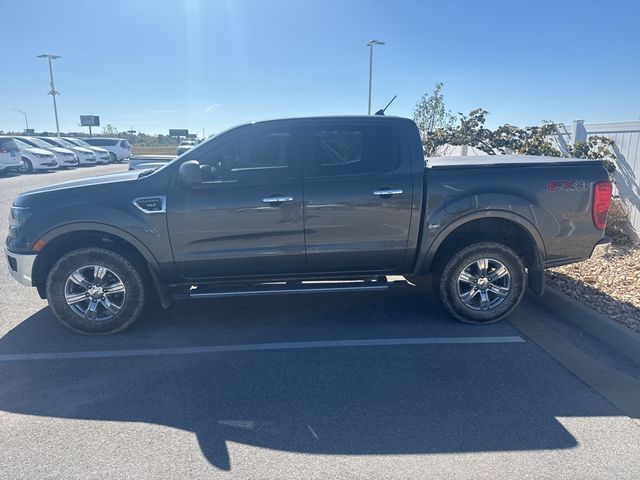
[547,180,588,192]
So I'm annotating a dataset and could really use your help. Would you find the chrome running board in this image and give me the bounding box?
[171,279,395,300]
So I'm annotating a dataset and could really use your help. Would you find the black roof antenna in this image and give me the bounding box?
[375,95,397,116]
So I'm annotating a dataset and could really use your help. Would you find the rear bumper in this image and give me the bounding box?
[591,236,611,257]
[4,247,37,287]
[1,161,24,172]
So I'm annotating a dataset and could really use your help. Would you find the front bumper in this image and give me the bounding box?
[60,156,79,166]
[34,159,58,169]
[4,247,37,287]
[78,155,97,165]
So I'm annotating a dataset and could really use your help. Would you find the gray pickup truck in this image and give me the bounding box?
[5,116,612,334]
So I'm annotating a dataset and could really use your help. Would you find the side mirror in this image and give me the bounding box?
[178,160,202,187]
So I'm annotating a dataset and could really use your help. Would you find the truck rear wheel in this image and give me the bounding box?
[437,242,525,324]
[46,247,146,334]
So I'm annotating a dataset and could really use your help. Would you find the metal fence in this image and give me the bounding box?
[555,120,640,233]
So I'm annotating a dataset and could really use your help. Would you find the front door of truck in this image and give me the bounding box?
[167,123,306,279]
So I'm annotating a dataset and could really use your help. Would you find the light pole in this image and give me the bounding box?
[13,109,29,132]
[367,40,385,115]
[37,54,61,136]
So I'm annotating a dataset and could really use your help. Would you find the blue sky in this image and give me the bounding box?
[1,0,639,135]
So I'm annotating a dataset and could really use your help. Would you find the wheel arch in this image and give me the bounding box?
[418,211,546,294]
[32,224,164,300]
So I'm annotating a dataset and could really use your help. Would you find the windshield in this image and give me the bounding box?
[19,137,54,148]
[68,138,92,148]
[12,139,31,149]
[47,137,75,148]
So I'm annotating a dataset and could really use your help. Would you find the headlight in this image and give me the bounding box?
[63,152,75,157]
[9,206,31,227]
[34,153,52,158]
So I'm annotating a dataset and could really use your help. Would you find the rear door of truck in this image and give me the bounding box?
[302,118,414,274]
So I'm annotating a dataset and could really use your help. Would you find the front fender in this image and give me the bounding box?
[37,221,162,273]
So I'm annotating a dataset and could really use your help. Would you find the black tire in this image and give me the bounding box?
[20,158,33,173]
[46,247,146,334]
[436,242,526,324]
[109,152,118,163]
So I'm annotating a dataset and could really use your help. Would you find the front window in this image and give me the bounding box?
[200,126,291,181]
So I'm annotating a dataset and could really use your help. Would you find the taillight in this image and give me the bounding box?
[592,181,612,230]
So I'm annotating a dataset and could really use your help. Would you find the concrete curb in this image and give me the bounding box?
[527,287,640,365]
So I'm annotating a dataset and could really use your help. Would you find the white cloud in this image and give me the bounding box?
[204,103,222,113]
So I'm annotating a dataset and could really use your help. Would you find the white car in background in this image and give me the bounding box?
[128,154,176,171]
[64,138,111,164]
[14,136,79,167]
[83,137,132,163]
[38,137,97,165]
[12,138,58,172]
[0,137,23,174]
[177,140,196,156]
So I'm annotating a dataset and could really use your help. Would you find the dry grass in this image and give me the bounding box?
[548,243,640,333]
[606,198,636,245]
[132,145,177,156]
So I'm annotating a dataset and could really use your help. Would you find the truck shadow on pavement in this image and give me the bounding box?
[0,291,624,471]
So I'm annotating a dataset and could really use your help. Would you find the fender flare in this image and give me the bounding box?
[37,222,161,271]
[416,210,546,294]
[33,222,173,307]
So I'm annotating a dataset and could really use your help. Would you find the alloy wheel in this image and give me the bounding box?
[456,258,511,311]
[64,265,126,321]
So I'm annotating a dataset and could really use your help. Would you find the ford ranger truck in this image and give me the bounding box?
[5,116,612,334]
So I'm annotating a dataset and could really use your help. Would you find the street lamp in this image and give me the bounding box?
[367,40,385,115]
[13,109,29,132]
[37,54,61,136]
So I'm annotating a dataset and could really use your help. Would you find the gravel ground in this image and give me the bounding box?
[548,243,640,333]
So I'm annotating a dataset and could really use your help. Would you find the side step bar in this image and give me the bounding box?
[171,278,399,300]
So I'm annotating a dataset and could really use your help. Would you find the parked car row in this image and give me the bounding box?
[0,136,132,174]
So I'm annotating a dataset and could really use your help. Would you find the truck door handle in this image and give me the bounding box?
[373,189,403,197]
[262,195,294,204]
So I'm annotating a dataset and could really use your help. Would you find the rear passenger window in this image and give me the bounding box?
[313,125,399,176]
[0,138,19,150]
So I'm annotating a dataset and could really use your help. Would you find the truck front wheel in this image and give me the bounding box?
[46,247,146,334]
[437,242,526,324]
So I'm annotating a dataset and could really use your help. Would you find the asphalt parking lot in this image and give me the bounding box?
[1,166,639,479]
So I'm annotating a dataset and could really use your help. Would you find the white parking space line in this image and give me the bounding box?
[0,336,525,362]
